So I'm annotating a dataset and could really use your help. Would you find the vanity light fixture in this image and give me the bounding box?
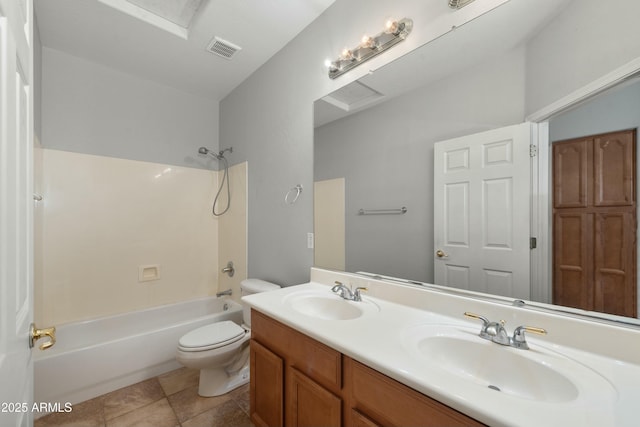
[326,18,413,79]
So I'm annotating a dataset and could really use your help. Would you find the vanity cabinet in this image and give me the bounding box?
[250,309,342,427]
[250,309,485,427]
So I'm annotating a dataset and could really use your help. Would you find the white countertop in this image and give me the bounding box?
[242,274,640,427]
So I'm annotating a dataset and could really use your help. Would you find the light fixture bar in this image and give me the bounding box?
[327,18,413,80]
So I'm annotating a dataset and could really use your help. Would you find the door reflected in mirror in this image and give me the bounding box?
[313,0,640,323]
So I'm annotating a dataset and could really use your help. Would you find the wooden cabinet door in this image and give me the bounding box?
[594,212,637,316]
[350,409,380,427]
[288,367,341,427]
[593,131,635,206]
[553,212,594,310]
[553,138,590,208]
[250,339,284,427]
[553,129,636,317]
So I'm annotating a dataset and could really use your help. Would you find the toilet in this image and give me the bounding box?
[176,278,280,397]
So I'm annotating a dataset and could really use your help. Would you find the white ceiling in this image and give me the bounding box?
[34,0,336,100]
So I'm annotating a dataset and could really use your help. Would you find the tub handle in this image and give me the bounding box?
[221,261,235,277]
[30,323,56,351]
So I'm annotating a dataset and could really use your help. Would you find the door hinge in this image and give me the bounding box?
[530,237,537,249]
[529,144,537,157]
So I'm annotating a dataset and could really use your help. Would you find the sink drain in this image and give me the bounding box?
[488,385,501,392]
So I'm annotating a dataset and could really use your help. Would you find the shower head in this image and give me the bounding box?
[198,146,221,160]
[198,146,232,160]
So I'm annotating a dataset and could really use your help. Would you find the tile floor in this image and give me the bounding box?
[34,368,253,427]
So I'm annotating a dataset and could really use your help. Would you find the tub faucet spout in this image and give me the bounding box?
[216,289,232,297]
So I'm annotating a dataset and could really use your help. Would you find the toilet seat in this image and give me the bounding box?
[178,321,247,352]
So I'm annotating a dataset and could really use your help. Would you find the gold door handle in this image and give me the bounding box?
[436,249,448,258]
[30,323,56,351]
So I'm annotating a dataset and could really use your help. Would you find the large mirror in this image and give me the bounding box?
[313,0,640,324]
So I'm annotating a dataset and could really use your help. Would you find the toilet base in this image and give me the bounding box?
[198,364,250,397]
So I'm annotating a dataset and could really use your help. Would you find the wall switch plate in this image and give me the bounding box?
[307,232,314,249]
[138,265,160,282]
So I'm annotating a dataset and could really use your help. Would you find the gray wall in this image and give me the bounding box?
[525,0,640,116]
[223,0,640,287]
[550,80,640,142]
[219,0,481,286]
[41,47,219,170]
[315,48,526,282]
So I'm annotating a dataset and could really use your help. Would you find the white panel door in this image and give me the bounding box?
[434,123,531,299]
[0,0,34,425]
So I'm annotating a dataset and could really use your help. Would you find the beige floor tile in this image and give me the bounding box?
[181,399,253,427]
[167,385,230,423]
[229,384,250,415]
[34,396,104,427]
[106,398,178,427]
[103,378,165,420]
[158,367,199,396]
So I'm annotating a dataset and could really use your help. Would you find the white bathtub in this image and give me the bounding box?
[34,296,242,407]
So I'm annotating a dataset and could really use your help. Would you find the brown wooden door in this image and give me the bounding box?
[287,367,341,427]
[250,339,284,427]
[553,130,637,317]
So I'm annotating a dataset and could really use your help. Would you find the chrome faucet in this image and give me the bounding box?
[216,289,232,297]
[331,281,367,301]
[464,312,547,349]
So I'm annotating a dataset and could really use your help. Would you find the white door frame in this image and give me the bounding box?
[527,56,640,305]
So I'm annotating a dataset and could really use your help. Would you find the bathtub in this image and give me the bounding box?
[34,296,242,407]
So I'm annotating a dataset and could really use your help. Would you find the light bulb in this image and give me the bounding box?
[340,48,354,61]
[360,35,376,49]
[385,19,398,34]
[324,59,338,72]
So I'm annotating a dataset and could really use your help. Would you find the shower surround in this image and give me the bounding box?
[34,148,248,327]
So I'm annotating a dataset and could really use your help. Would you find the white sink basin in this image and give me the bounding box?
[402,325,616,403]
[284,290,380,320]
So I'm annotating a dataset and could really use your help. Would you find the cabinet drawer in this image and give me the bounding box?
[252,309,342,392]
[347,358,485,427]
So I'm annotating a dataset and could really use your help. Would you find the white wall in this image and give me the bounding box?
[41,47,219,170]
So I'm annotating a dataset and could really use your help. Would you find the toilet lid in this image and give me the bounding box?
[179,321,245,350]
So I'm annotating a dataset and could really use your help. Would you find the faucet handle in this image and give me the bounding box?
[331,281,344,292]
[353,287,368,301]
[331,281,354,299]
[512,325,547,349]
[464,312,490,328]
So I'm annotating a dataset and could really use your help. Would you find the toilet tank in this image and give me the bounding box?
[241,279,280,326]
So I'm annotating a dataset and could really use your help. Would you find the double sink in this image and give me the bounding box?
[281,287,616,405]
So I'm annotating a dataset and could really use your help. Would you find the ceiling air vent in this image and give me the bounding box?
[448,0,476,9]
[206,37,242,60]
